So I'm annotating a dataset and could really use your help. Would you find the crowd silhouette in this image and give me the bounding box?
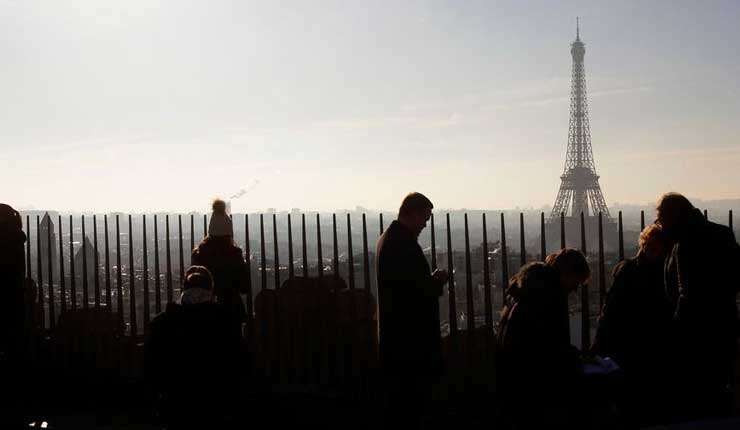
[1,192,739,429]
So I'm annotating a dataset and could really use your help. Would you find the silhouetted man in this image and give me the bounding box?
[0,204,29,427]
[376,192,448,430]
[0,204,27,349]
[657,193,740,422]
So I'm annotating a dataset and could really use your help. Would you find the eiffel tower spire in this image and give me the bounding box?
[550,20,611,222]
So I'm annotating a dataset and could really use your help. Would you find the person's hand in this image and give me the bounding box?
[432,269,449,284]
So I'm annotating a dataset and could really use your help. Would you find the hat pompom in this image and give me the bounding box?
[212,199,227,214]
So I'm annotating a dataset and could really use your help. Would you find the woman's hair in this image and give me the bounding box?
[639,223,666,250]
[545,248,590,281]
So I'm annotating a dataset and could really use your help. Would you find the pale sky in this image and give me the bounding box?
[2,0,739,213]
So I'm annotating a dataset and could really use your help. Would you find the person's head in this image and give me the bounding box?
[656,192,694,238]
[545,248,590,293]
[397,192,434,238]
[0,203,25,243]
[0,204,26,278]
[639,223,668,262]
[180,265,214,304]
[208,198,233,238]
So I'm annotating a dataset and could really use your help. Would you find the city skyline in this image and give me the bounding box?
[2,1,739,213]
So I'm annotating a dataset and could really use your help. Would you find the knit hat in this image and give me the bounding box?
[182,265,214,291]
[179,265,214,305]
[208,199,233,237]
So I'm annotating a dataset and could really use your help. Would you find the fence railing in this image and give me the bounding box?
[22,208,736,353]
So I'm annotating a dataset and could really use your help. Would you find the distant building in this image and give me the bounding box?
[73,236,99,294]
[39,212,58,283]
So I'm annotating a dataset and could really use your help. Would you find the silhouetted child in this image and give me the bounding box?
[144,265,242,429]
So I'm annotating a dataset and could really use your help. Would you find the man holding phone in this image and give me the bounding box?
[376,192,448,429]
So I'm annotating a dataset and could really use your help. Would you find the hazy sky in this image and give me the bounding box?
[2,0,739,213]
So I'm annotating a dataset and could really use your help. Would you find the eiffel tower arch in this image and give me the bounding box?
[547,20,617,251]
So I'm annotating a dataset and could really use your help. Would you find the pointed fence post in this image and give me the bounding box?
[58,216,67,315]
[580,212,590,350]
[301,214,308,278]
[316,214,323,278]
[287,214,294,279]
[332,214,339,278]
[244,214,254,341]
[93,215,100,309]
[540,212,546,261]
[115,216,124,330]
[430,213,437,270]
[81,215,88,309]
[165,215,173,304]
[519,212,526,267]
[560,212,566,249]
[178,215,184,290]
[482,213,494,356]
[463,214,475,365]
[126,215,137,337]
[618,211,625,261]
[500,213,509,305]
[142,215,150,325]
[46,215,55,329]
[104,215,112,311]
[69,216,77,311]
[36,216,45,329]
[154,214,161,314]
[446,214,457,336]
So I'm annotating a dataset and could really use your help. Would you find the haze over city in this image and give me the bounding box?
[2,0,739,213]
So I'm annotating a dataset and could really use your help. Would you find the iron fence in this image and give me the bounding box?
[20,208,736,385]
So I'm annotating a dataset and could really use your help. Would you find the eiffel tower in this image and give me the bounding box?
[549,20,615,249]
[551,19,611,223]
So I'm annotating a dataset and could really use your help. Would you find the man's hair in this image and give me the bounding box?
[639,223,666,249]
[183,265,214,291]
[656,192,694,217]
[398,192,434,218]
[545,248,590,281]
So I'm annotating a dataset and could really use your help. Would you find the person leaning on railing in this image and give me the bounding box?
[496,248,590,429]
[591,223,674,427]
[657,192,740,422]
